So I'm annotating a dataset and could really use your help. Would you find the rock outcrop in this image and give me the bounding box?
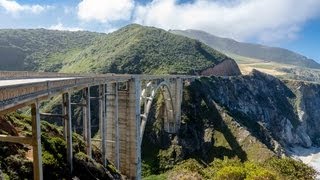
[200,59,242,76]
[197,69,320,149]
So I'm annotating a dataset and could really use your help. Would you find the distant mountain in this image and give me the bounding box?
[0,24,238,75]
[170,29,320,69]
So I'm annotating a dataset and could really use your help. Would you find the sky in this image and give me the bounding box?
[0,0,319,62]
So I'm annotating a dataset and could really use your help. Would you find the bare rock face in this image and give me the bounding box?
[200,59,242,76]
[196,69,320,149]
[286,80,320,146]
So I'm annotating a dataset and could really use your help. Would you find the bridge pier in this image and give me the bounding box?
[62,92,73,173]
[173,78,183,131]
[82,87,92,158]
[99,84,107,166]
[106,82,120,169]
[106,79,141,179]
[31,101,43,180]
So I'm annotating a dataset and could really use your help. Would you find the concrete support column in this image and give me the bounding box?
[82,87,92,158]
[174,78,183,131]
[106,82,119,169]
[163,78,176,133]
[99,84,107,166]
[62,92,73,173]
[31,101,43,180]
[117,78,141,179]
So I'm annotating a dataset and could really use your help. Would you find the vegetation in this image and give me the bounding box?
[0,113,120,179]
[0,24,229,74]
[0,29,100,71]
[144,158,317,180]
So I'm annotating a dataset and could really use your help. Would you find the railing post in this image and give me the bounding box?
[62,92,73,173]
[99,84,107,166]
[83,87,92,158]
[31,101,43,180]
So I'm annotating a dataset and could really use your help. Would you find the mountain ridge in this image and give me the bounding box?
[0,24,240,75]
[170,29,320,69]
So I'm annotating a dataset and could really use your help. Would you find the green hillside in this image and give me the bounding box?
[47,24,229,74]
[170,29,320,69]
[0,25,231,75]
[0,29,100,71]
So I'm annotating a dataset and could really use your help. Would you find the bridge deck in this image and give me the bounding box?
[0,77,78,87]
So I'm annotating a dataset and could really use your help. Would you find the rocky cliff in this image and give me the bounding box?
[196,69,320,149]
[142,69,320,176]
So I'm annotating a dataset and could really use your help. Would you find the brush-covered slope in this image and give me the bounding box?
[0,29,100,71]
[170,29,320,69]
[0,24,238,75]
[55,24,233,74]
[0,113,121,179]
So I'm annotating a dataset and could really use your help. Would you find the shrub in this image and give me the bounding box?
[215,166,246,180]
[265,157,318,180]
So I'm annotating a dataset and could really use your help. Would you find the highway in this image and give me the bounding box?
[0,77,78,87]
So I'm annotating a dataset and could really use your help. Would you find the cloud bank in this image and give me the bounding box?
[76,0,320,43]
[133,0,320,42]
[0,0,51,14]
[77,0,134,23]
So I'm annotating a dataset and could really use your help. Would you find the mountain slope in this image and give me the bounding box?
[0,29,100,71]
[0,25,239,75]
[53,24,234,74]
[170,29,320,69]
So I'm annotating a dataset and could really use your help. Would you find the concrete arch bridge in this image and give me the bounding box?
[0,71,194,180]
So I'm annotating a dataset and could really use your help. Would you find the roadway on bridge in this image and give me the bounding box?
[0,77,78,88]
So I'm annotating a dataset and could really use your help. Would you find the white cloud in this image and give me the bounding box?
[49,23,83,32]
[0,0,51,14]
[133,0,320,43]
[77,0,134,23]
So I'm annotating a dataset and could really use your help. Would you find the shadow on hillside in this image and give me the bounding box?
[185,81,248,163]
[200,93,248,162]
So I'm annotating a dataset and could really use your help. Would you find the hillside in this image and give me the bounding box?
[0,29,100,71]
[170,29,320,69]
[0,25,238,75]
[48,24,235,74]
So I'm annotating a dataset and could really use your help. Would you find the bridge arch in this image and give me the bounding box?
[140,80,177,143]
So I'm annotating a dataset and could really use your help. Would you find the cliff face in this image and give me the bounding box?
[286,80,320,146]
[142,70,320,175]
[197,70,320,149]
